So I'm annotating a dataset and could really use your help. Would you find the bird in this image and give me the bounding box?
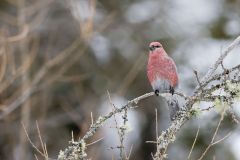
[147,42,178,96]
[147,42,179,120]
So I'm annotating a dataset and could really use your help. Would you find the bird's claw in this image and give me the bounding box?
[155,90,160,96]
[169,86,174,95]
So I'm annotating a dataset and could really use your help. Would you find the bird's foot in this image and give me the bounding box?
[155,90,159,96]
[169,86,174,95]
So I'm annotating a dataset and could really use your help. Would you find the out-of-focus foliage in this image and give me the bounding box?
[0,0,239,159]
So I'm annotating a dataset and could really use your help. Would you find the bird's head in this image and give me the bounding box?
[149,42,162,52]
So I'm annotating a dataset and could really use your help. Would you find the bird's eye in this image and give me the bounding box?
[149,45,161,51]
[149,46,154,51]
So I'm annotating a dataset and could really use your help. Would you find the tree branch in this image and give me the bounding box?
[57,35,240,160]
[153,35,240,159]
[198,35,240,89]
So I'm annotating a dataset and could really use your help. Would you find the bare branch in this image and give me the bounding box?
[86,137,104,146]
[155,108,159,140]
[81,92,155,142]
[126,145,133,160]
[107,91,126,159]
[197,105,227,160]
[36,121,48,158]
[22,122,56,160]
[199,35,240,87]
[153,35,240,160]
[194,70,203,92]
[187,126,200,160]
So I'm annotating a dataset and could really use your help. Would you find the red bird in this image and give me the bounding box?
[147,42,178,96]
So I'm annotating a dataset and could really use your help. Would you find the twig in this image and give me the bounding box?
[187,126,200,160]
[22,122,45,157]
[60,92,156,159]
[86,137,104,146]
[120,108,128,159]
[199,35,240,87]
[220,61,227,72]
[197,106,227,160]
[80,92,155,142]
[146,141,158,144]
[202,64,240,88]
[36,121,48,158]
[91,112,94,125]
[107,91,124,159]
[194,70,203,91]
[211,132,232,145]
[0,38,82,119]
[0,25,29,43]
[34,154,39,160]
[155,108,159,140]
[126,144,133,160]
[201,105,215,112]
[22,122,55,160]
[198,131,231,160]
[0,87,37,119]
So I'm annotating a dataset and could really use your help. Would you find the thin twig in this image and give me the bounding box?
[194,70,203,91]
[126,144,133,160]
[91,112,94,125]
[197,106,227,160]
[34,154,39,160]
[155,108,159,140]
[0,38,83,119]
[21,122,46,158]
[199,35,240,87]
[107,90,125,160]
[212,132,232,145]
[36,121,47,158]
[146,141,158,144]
[187,126,200,160]
[201,105,215,112]
[81,92,155,141]
[22,122,55,160]
[86,137,104,146]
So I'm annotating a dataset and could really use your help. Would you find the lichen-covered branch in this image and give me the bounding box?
[81,92,155,142]
[153,35,240,160]
[57,35,240,160]
[58,92,155,160]
[199,35,240,87]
